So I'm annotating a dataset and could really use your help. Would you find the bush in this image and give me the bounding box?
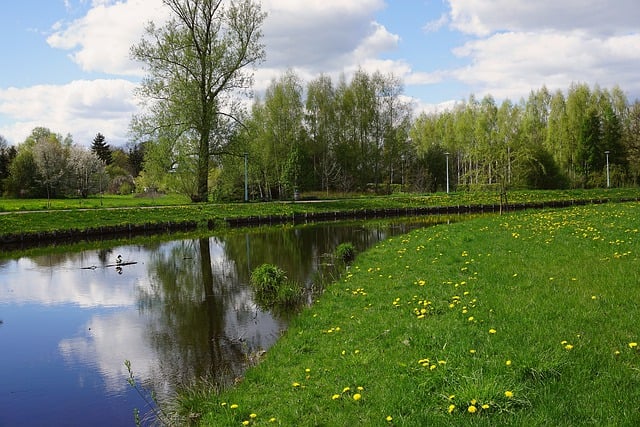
[335,242,356,263]
[250,264,302,308]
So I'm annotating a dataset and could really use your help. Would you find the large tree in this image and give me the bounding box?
[131,0,266,202]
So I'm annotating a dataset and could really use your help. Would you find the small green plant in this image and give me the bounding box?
[335,242,356,263]
[250,264,302,308]
[125,359,172,426]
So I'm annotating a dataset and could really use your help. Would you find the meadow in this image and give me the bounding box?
[175,202,640,426]
[0,188,638,239]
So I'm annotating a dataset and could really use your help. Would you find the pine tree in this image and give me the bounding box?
[91,133,112,165]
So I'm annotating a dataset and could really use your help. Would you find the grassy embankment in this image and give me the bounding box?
[0,188,638,239]
[175,201,640,426]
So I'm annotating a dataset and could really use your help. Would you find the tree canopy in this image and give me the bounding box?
[131,0,266,202]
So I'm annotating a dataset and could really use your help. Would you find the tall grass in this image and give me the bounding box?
[176,202,640,426]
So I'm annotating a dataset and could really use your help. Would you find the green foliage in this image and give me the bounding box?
[334,242,355,263]
[131,0,266,202]
[250,264,302,309]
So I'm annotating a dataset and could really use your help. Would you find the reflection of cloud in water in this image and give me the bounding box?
[0,256,153,308]
[58,310,164,394]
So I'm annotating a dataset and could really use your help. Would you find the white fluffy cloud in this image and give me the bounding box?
[47,0,168,76]
[442,0,640,101]
[0,79,137,145]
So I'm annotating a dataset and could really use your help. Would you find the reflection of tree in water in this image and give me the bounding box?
[134,219,435,399]
[222,223,393,290]
[139,238,249,390]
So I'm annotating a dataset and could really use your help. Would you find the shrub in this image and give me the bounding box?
[335,242,356,263]
[250,264,302,308]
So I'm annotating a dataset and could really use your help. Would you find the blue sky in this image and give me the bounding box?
[1,0,639,147]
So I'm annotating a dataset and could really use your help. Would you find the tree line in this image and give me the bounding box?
[411,83,639,193]
[0,127,144,200]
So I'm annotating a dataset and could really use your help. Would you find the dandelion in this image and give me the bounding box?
[489,328,497,334]
[469,349,476,354]
[353,393,362,401]
[565,344,574,350]
[357,386,364,391]
[220,402,227,407]
[506,360,512,366]
[269,418,277,423]
[448,404,456,414]
[250,413,257,419]
[343,386,351,393]
[230,404,239,409]
[242,421,250,426]
[468,405,477,413]
[629,342,638,349]
[614,350,621,356]
[386,415,393,422]
[482,404,490,409]
[332,394,340,400]
[504,390,514,398]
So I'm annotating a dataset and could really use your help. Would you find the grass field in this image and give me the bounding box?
[174,202,640,426]
[1,188,638,238]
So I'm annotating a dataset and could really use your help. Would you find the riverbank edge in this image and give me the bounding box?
[1,196,638,246]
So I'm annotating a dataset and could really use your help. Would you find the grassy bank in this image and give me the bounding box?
[1,188,638,239]
[176,202,640,426]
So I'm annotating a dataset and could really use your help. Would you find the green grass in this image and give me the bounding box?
[0,188,638,238]
[175,202,640,426]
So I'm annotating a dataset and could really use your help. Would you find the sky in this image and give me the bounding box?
[1,0,639,147]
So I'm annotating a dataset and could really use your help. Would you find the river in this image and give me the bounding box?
[0,217,450,426]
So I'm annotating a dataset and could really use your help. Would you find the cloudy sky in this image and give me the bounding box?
[1,0,639,147]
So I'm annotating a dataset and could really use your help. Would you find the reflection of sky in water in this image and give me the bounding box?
[0,240,286,426]
[0,221,412,426]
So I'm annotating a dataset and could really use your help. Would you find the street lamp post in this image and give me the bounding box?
[605,150,610,188]
[444,152,450,194]
[244,152,248,202]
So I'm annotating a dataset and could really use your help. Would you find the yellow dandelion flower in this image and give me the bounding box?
[353,393,362,401]
[482,404,490,409]
[504,390,514,398]
[629,342,638,348]
[386,415,393,422]
[448,404,456,414]
[357,386,364,391]
[292,382,301,387]
[242,421,250,426]
[489,328,497,334]
[470,399,477,405]
[506,360,512,366]
[249,413,257,419]
[332,394,340,400]
[230,404,239,409]
[469,349,476,354]
[343,386,351,393]
[269,418,277,423]
[468,405,477,413]
[565,344,574,350]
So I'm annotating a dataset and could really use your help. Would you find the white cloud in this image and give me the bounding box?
[47,0,168,76]
[0,79,138,146]
[441,0,640,101]
[448,0,640,36]
[423,13,448,33]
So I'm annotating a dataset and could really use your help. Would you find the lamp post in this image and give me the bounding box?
[244,152,248,202]
[444,152,450,194]
[604,151,610,188]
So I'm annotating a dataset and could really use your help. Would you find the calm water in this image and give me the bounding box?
[0,219,445,426]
